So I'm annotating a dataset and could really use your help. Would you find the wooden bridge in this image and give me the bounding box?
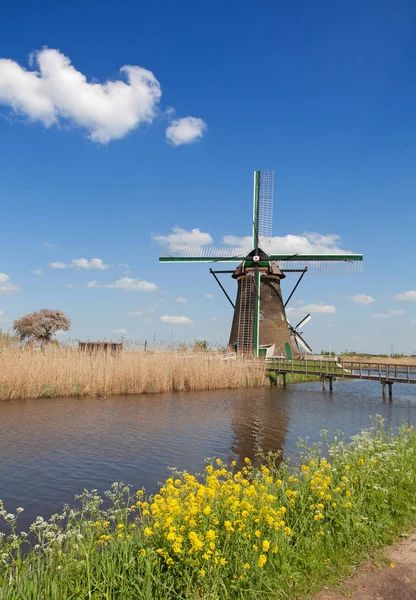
[265,358,416,398]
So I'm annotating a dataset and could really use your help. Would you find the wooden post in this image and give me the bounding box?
[282,373,287,387]
[388,382,393,401]
[322,377,326,391]
[329,377,333,393]
[382,381,386,397]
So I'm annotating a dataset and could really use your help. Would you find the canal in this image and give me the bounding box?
[1,379,416,530]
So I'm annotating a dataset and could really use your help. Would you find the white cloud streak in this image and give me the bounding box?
[176,297,187,303]
[393,290,416,301]
[126,311,143,316]
[30,269,43,275]
[0,273,21,294]
[166,117,207,146]
[223,232,352,255]
[346,293,376,305]
[160,315,194,325]
[87,277,157,292]
[372,309,406,318]
[112,329,127,334]
[204,294,214,300]
[50,258,110,270]
[287,303,336,316]
[153,226,212,247]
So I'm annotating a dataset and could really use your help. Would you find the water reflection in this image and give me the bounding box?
[231,387,288,465]
[1,380,415,531]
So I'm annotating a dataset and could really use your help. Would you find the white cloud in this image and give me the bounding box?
[0,48,162,143]
[160,315,194,325]
[222,232,352,255]
[393,290,416,301]
[112,329,127,334]
[0,310,4,316]
[49,262,67,269]
[68,284,74,289]
[204,294,214,300]
[87,277,157,292]
[411,320,416,325]
[153,226,212,247]
[176,297,187,303]
[50,258,110,270]
[166,117,207,146]
[30,268,43,275]
[372,309,406,318]
[0,273,21,294]
[346,293,376,305]
[287,303,336,316]
[126,310,143,316]
[210,317,217,321]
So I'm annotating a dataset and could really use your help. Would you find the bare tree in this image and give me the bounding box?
[13,309,71,344]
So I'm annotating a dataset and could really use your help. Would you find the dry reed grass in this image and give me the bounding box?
[0,346,267,400]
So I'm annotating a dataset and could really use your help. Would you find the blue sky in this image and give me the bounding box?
[1,0,415,354]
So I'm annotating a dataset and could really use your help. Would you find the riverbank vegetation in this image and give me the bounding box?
[0,343,267,399]
[1,420,416,599]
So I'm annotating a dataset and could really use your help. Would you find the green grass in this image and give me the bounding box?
[1,418,416,599]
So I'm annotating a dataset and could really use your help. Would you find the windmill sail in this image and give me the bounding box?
[257,170,274,252]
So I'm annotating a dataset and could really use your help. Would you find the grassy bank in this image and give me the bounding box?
[0,346,267,399]
[1,419,416,599]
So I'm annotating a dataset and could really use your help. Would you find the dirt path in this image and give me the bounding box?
[315,532,416,600]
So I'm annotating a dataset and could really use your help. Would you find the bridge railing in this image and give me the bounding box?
[265,358,416,383]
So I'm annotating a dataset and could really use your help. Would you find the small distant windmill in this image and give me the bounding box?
[159,171,363,357]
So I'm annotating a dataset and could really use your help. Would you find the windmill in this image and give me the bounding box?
[159,171,363,357]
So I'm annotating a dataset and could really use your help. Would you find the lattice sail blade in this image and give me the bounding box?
[258,170,274,252]
[237,276,254,354]
[270,254,363,275]
[159,246,246,263]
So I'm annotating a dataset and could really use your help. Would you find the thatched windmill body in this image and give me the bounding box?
[159,171,363,357]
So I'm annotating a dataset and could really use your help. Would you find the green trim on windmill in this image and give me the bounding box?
[253,269,261,356]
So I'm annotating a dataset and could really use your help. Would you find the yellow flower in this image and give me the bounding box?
[257,554,267,568]
[272,546,279,554]
[203,505,211,515]
[283,527,292,536]
[199,568,206,577]
[93,521,101,527]
[244,457,251,464]
[206,529,216,541]
[390,562,396,569]
[255,530,262,538]
[345,465,351,471]
[220,557,228,566]
[243,562,250,569]
[262,540,271,552]
[117,523,125,530]
[138,549,146,557]
[344,501,352,509]
[118,533,123,539]
[144,527,153,537]
[103,521,110,527]
[136,489,144,496]
[346,491,351,498]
